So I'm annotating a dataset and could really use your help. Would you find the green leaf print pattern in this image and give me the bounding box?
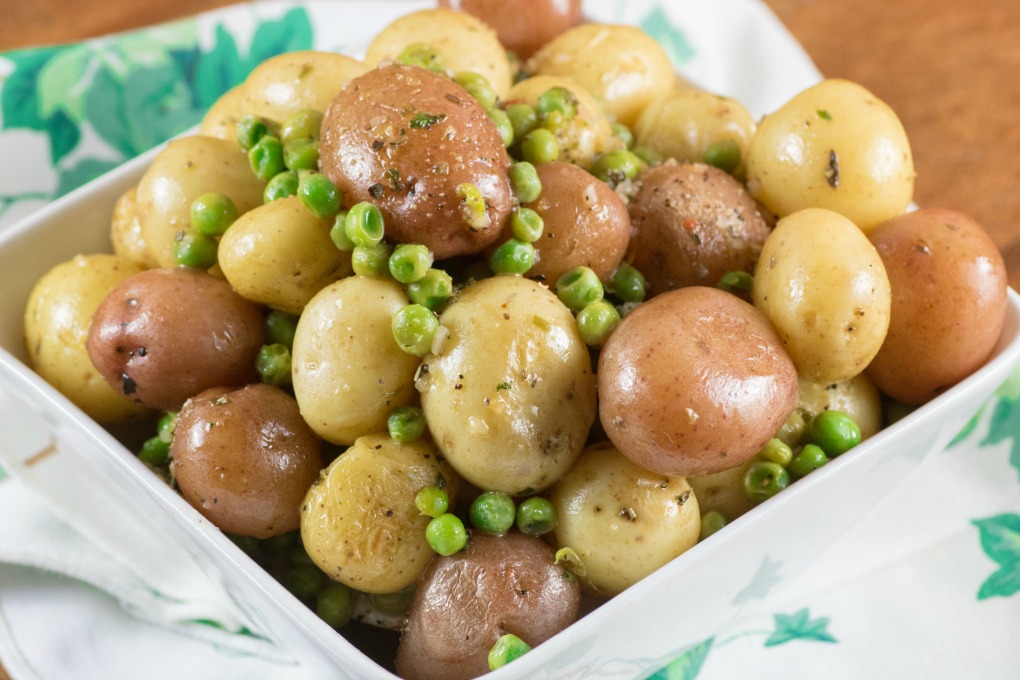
[764,608,837,646]
[972,514,1020,599]
[645,638,714,680]
[640,7,695,66]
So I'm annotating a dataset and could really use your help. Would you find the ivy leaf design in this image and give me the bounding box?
[193,24,246,109]
[645,638,713,680]
[732,554,783,606]
[640,7,695,67]
[47,109,81,165]
[1,46,65,130]
[246,7,314,69]
[979,390,1020,482]
[972,514,1020,600]
[946,402,985,449]
[37,45,92,123]
[55,158,122,198]
[765,608,837,647]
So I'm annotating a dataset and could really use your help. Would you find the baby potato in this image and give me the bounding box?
[551,443,700,597]
[753,208,892,384]
[687,461,756,523]
[395,532,579,680]
[110,188,157,269]
[599,286,798,478]
[218,197,352,315]
[634,89,757,179]
[300,433,460,594]
[172,384,323,539]
[438,0,582,59]
[365,8,513,97]
[292,276,420,445]
[198,84,246,143]
[797,374,883,440]
[240,51,369,123]
[136,136,265,267]
[418,276,596,495]
[746,78,915,232]
[24,254,149,424]
[865,208,1008,404]
[527,23,674,127]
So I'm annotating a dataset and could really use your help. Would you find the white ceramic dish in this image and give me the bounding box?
[2,2,1020,678]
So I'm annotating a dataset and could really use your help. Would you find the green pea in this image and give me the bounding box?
[388,406,427,443]
[743,461,790,503]
[139,436,171,467]
[591,150,642,187]
[520,128,559,165]
[396,43,445,73]
[488,633,532,671]
[808,410,862,457]
[454,71,497,110]
[236,114,274,151]
[414,486,449,518]
[329,210,354,251]
[510,207,544,243]
[261,531,297,555]
[351,243,393,278]
[611,122,635,149]
[632,146,662,167]
[369,586,416,615]
[789,443,829,479]
[456,183,490,231]
[516,497,556,536]
[777,408,809,447]
[264,170,299,203]
[703,138,742,173]
[509,161,542,203]
[283,138,319,171]
[156,411,177,444]
[392,304,440,356]
[488,238,535,275]
[716,270,753,294]
[172,230,217,269]
[344,201,385,246]
[284,563,324,602]
[298,171,342,218]
[610,262,646,303]
[469,491,516,535]
[757,438,793,467]
[536,86,577,121]
[248,134,285,181]
[487,107,514,147]
[505,102,538,142]
[264,310,298,349]
[256,343,292,388]
[406,268,454,311]
[425,513,468,556]
[699,510,728,541]
[388,244,434,284]
[316,584,352,629]
[576,300,621,346]
[556,266,604,311]
[190,192,238,237]
[281,109,323,144]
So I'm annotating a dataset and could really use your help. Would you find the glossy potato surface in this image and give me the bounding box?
[240,51,369,123]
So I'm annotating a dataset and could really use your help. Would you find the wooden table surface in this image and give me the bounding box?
[0,0,1017,676]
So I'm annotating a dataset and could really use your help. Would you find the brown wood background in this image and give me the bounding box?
[0,0,1017,676]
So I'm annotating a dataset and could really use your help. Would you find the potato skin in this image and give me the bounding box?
[395,532,579,680]
[522,161,631,283]
[865,208,1008,404]
[239,51,369,123]
[438,0,582,59]
[110,188,157,269]
[172,384,323,538]
[198,84,246,143]
[598,286,798,477]
[797,374,883,440]
[86,268,264,411]
[319,65,512,259]
[627,162,772,294]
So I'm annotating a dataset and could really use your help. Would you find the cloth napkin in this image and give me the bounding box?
[1,1,1018,679]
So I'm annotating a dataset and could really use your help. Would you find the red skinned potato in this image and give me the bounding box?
[395,532,579,680]
[598,286,798,477]
[866,208,1008,404]
[172,384,323,538]
[319,65,512,260]
[437,0,582,59]
[86,268,263,411]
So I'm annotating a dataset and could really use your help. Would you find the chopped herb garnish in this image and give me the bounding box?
[817,109,832,121]
[410,112,447,130]
[496,381,512,391]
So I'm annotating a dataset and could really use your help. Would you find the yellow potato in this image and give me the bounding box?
[240,51,369,123]
[753,208,891,383]
[301,433,461,594]
[796,374,883,441]
[292,276,420,445]
[109,187,157,269]
[218,197,352,315]
[687,461,756,523]
[418,276,596,495]
[24,254,149,424]
[198,84,246,143]
[746,78,915,232]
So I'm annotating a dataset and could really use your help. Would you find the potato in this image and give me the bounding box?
[136,136,266,267]
[687,461,756,523]
[528,23,675,127]
[300,433,460,594]
[438,0,582,59]
[865,208,1008,404]
[198,84,246,143]
[86,268,263,411]
[240,51,369,123]
[218,197,352,315]
[746,78,915,232]
[292,276,420,445]
[506,75,622,169]
[394,532,579,680]
[110,188,157,269]
[319,65,512,260]
[599,286,798,477]
[797,374,883,440]
[365,8,513,98]
[550,443,700,596]
[172,384,323,538]
[753,208,892,384]
[24,254,149,424]
[626,162,773,294]
[634,89,757,179]
[520,161,631,283]
[417,276,596,494]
